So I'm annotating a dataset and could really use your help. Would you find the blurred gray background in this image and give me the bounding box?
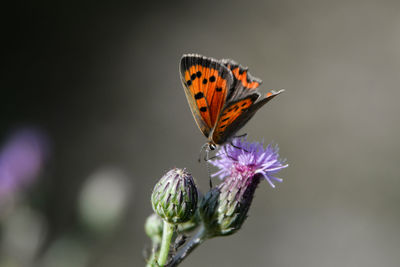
[2,0,400,266]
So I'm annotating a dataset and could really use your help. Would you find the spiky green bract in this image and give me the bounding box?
[200,173,261,237]
[151,168,198,224]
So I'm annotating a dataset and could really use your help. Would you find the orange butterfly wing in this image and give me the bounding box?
[211,59,284,144]
[222,58,262,101]
[212,90,284,144]
[212,94,258,144]
[180,54,233,137]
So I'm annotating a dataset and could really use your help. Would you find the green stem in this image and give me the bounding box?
[158,221,174,266]
[146,244,158,267]
[167,225,207,267]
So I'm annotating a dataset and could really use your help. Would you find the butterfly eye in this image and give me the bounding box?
[209,144,217,151]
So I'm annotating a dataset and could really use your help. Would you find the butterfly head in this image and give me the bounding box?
[208,142,217,151]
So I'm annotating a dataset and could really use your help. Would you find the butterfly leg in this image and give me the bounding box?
[230,141,242,150]
[198,143,208,163]
[198,144,213,188]
[206,149,214,188]
[235,133,248,139]
[230,134,249,152]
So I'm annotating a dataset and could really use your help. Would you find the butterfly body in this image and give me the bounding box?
[180,54,283,150]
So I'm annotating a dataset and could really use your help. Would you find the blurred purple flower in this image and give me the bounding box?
[0,128,49,200]
[211,137,288,188]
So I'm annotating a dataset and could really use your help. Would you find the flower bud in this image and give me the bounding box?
[151,168,198,224]
[144,213,163,244]
[199,174,261,237]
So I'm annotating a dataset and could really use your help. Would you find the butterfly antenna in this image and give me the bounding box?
[207,146,231,161]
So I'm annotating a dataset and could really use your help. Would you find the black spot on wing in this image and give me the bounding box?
[181,54,233,81]
[194,92,204,99]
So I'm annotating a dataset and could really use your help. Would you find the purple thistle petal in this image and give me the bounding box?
[270,177,284,182]
[265,177,276,188]
[210,137,288,188]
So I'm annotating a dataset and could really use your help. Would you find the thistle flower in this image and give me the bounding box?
[211,137,288,188]
[200,138,288,237]
[151,168,198,224]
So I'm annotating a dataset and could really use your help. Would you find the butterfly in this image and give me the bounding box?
[180,54,283,151]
